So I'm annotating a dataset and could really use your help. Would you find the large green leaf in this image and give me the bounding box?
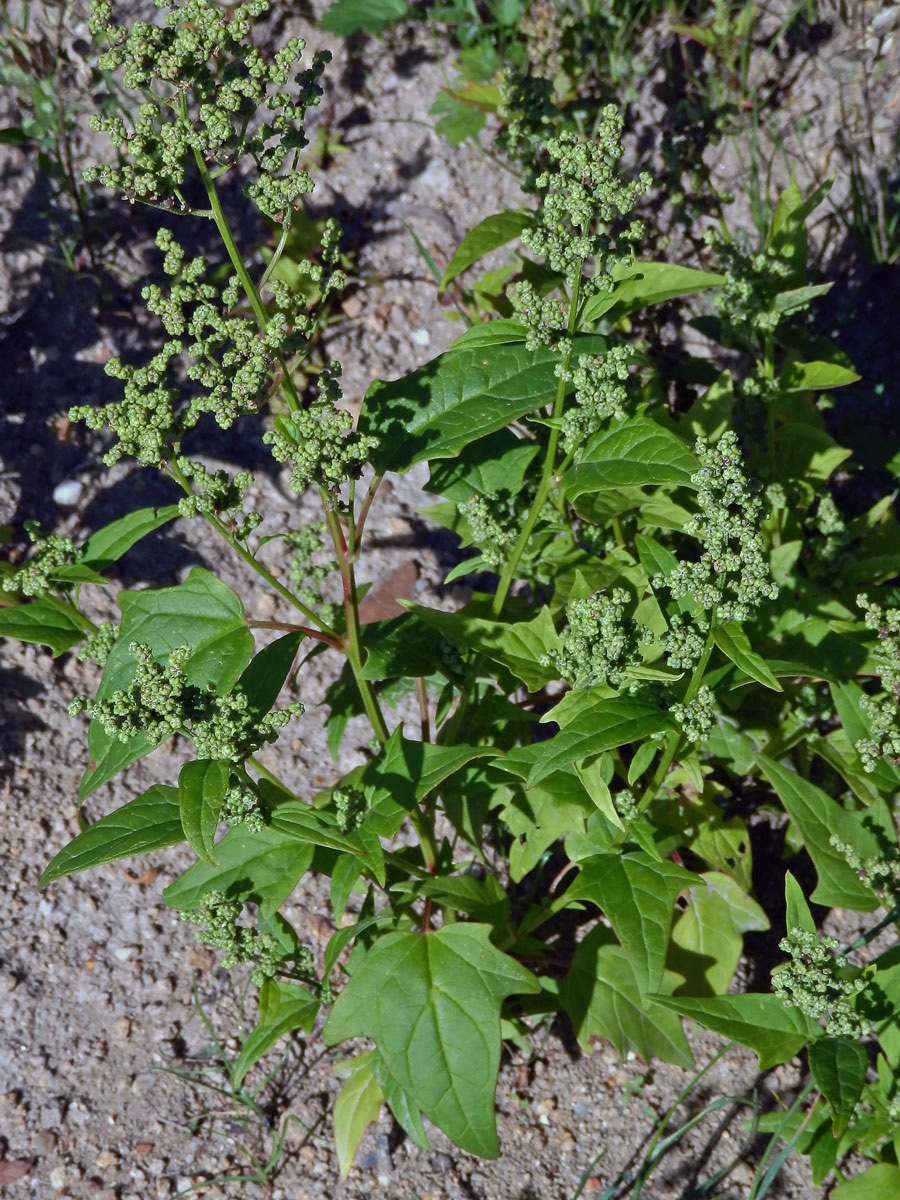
[406,602,562,692]
[564,417,698,499]
[439,210,532,293]
[323,924,539,1158]
[808,1037,868,1136]
[559,927,692,1066]
[360,341,569,473]
[832,1165,900,1200]
[566,853,696,994]
[162,825,313,919]
[40,785,183,886]
[81,505,180,569]
[779,360,860,392]
[358,614,439,681]
[581,262,725,323]
[669,872,770,995]
[319,0,408,34]
[79,569,253,801]
[649,993,820,1069]
[332,1052,385,1177]
[178,759,230,865]
[758,755,878,911]
[712,622,782,692]
[426,428,540,502]
[0,597,86,655]
[237,631,304,718]
[527,697,676,786]
[232,979,319,1089]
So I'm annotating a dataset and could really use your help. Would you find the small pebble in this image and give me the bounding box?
[53,479,83,507]
[411,327,431,346]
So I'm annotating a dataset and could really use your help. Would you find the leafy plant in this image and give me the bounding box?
[4,0,900,1189]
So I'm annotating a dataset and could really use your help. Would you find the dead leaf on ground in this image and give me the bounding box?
[0,1159,36,1186]
[358,560,419,625]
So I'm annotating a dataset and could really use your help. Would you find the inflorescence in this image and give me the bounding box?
[856,594,900,772]
[772,926,869,1038]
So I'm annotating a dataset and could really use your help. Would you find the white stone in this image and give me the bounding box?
[53,478,83,507]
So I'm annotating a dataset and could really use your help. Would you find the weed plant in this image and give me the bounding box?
[2,0,900,1193]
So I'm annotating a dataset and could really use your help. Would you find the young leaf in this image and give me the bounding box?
[581,262,725,323]
[758,756,878,911]
[668,872,770,996]
[430,90,486,145]
[162,826,314,919]
[231,979,319,1089]
[779,360,860,392]
[559,927,692,1066]
[439,210,532,293]
[808,1037,868,1136]
[178,759,230,865]
[40,785,183,886]
[712,622,783,692]
[80,505,180,569]
[0,597,86,655]
[649,993,820,1069]
[323,924,539,1158]
[783,871,816,935]
[564,416,699,499]
[333,1052,385,1178]
[319,0,407,35]
[566,852,697,994]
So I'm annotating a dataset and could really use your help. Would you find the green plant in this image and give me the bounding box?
[5,0,900,1190]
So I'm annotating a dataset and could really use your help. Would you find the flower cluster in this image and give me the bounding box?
[1,522,79,598]
[660,614,708,671]
[334,786,367,834]
[543,588,650,689]
[77,622,120,667]
[175,457,260,540]
[772,927,869,1037]
[222,783,265,832]
[830,835,900,908]
[69,642,302,762]
[84,0,329,222]
[705,229,799,342]
[658,431,778,622]
[670,685,716,743]
[855,594,900,772]
[460,493,517,568]
[263,362,377,495]
[561,344,634,452]
[182,890,314,987]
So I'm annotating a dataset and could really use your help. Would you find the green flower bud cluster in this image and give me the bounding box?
[792,682,834,730]
[263,362,377,494]
[509,280,569,353]
[561,345,633,452]
[222,783,264,833]
[521,108,651,294]
[175,457,259,537]
[1,521,79,598]
[182,890,306,987]
[658,431,778,622]
[69,642,303,762]
[830,835,900,908]
[704,229,797,341]
[496,70,556,188]
[855,595,900,772]
[661,615,708,671]
[334,786,367,834]
[670,685,715,743]
[543,588,651,689]
[772,927,870,1037]
[77,622,120,667]
[84,0,329,222]
[614,789,639,824]
[280,522,339,619]
[460,493,517,568]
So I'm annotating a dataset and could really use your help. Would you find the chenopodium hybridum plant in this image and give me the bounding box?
[5,0,900,1182]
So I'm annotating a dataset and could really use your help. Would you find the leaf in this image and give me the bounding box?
[40,785,183,886]
[178,759,230,865]
[439,210,532,293]
[669,872,770,995]
[405,601,561,692]
[564,417,698,499]
[79,569,254,801]
[0,597,86,655]
[319,0,408,34]
[581,262,725,324]
[323,924,539,1157]
[358,613,447,681]
[333,1052,385,1177]
[784,871,816,935]
[359,341,567,473]
[430,90,486,145]
[527,697,676,787]
[833,1166,900,1200]
[232,980,319,1089]
[712,622,782,691]
[162,825,314,919]
[649,993,820,1069]
[426,428,541,503]
[567,852,697,994]
[758,756,878,911]
[780,360,861,391]
[237,631,304,718]
[81,505,180,569]
[559,927,692,1066]
[372,1052,430,1150]
[808,1037,868,1136]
